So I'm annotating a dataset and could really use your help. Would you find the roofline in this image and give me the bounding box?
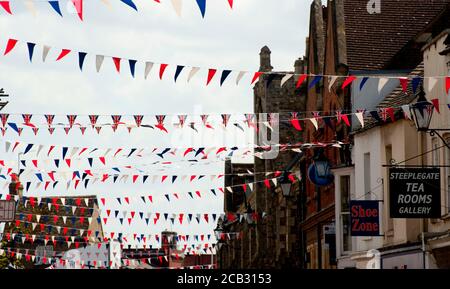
[421,29,450,52]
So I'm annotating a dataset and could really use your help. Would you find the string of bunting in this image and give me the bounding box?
[1,100,449,138]
[1,230,223,245]
[0,247,216,268]
[0,0,235,19]
[3,38,449,89]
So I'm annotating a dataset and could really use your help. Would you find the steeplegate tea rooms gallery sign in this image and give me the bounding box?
[389,168,441,218]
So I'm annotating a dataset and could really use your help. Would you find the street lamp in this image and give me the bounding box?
[280,171,293,198]
[410,88,450,149]
[313,149,331,179]
[410,89,433,132]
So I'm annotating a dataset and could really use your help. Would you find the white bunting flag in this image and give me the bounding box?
[378,77,389,93]
[171,0,183,17]
[236,71,246,85]
[280,74,293,87]
[187,67,200,82]
[144,62,154,79]
[401,105,411,120]
[355,112,365,128]
[36,145,44,157]
[328,76,339,92]
[309,118,318,130]
[42,46,51,62]
[428,77,438,93]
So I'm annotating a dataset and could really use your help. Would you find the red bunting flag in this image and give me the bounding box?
[296,74,307,88]
[446,77,450,94]
[431,98,440,113]
[290,112,302,131]
[0,1,12,14]
[112,57,121,73]
[56,49,71,61]
[99,156,106,165]
[342,75,357,89]
[264,179,271,188]
[72,0,83,21]
[159,64,168,79]
[399,77,408,93]
[341,114,350,127]
[206,69,217,86]
[251,72,263,84]
[184,148,194,157]
[4,39,18,55]
[228,0,233,8]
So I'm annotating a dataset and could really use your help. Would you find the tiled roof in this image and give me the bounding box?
[353,62,424,134]
[343,0,450,70]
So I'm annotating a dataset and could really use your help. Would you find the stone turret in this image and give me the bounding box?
[259,46,273,72]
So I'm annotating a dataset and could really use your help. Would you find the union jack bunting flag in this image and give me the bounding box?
[111,115,122,125]
[0,114,9,127]
[67,115,77,128]
[221,114,230,127]
[45,115,55,126]
[22,114,32,124]
[178,115,187,127]
[155,115,166,125]
[134,115,144,127]
[89,115,99,128]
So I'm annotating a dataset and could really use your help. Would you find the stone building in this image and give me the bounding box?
[219,43,307,268]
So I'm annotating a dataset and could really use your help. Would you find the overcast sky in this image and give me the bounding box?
[0,0,309,252]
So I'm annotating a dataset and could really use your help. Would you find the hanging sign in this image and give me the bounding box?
[389,168,441,218]
[350,200,380,236]
[0,200,16,222]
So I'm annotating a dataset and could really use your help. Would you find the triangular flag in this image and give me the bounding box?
[159,63,168,79]
[170,0,182,17]
[206,69,217,86]
[236,71,246,85]
[129,59,137,78]
[56,49,71,61]
[120,0,137,11]
[220,70,232,86]
[4,39,18,55]
[112,57,121,73]
[96,55,104,72]
[342,75,356,89]
[280,74,293,87]
[48,1,63,16]
[187,67,200,82]
[0,1,12,14]
[195,0,206,18]
[43,45,51,62]
[144,62,154,79]
[72,0,83,20]
[328,76,339,91]
[78,52,87,71]
[355,112,364,128]
[173,65,185,83]
[378,77,389,93]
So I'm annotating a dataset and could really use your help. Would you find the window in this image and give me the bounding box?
[340,175,352,253]
[364,153,371,200]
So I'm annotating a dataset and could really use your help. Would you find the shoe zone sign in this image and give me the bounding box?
[389,168,441,218]
[350,201,381,236]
